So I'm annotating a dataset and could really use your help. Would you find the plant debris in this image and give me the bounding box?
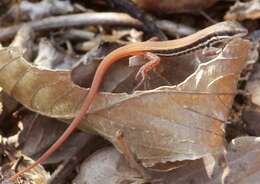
[0,1,259,184]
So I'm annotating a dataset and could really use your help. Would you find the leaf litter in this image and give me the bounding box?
[0,1,257,183]
[0,37,251,179]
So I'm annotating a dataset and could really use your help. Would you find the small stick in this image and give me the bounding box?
[106,0,167,40]
[0,12,195,41]
[115,130,151,181]
[0,12,141,41]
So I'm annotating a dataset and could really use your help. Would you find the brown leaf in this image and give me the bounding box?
[74,147,214,184]
[34,38,77,70]
[80,38,250,167]
[0,38,250,167]
[73,147,143,184]
[153,158,213,184]
[0,135,50,184]
[243,52,260,135]
[10,25,34,62]
[71,42,139,92]
[20,0,73,20]
[245,63,260,107]
[12,155,50,184]
[133,0,218,13]
[212,136,260,184]
[242,108,260,136]
[224,0,260,21]
[154,136,260,183]
[19,113,92,164]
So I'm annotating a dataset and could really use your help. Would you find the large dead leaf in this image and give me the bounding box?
[0,38,250,167]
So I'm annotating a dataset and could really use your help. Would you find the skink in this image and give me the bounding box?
[9,21,247,181]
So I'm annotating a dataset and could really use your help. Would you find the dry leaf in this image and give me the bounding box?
[34,38,77,70]
[224,0,260,21]
[73,148,216,184]
[0,25,34,133]
[242,108,260,136]
[74,147,143,184]
[0,134,49,184]
[11,156,50,184]
[152,158,213,184]
[72,42,139,92]
[243,50,260,135]
[0,38,250,168]
[10,25,34,62]
[212,136,260,184]
[20,0,73,20]
[245,62,260,107]
[133,0,218,13]
[157,136,260,183]
[19,113,92,164]
[2,162,49,184]
[81,38,250,167]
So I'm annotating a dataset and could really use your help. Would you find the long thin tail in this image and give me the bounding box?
[9,47,144,181]
[9,80,97,181]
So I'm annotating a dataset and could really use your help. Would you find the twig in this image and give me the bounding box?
[0,12,141,41]
[156,20,196,37]
[63,29,95,41]
[198,10,217,24]
[0,12,196,41]
[115,130,151,181]
[106,0,167,40]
